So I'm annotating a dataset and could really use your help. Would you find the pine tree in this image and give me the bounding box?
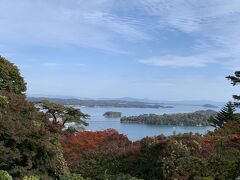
[210,101,238,128]
[226,71,240,107]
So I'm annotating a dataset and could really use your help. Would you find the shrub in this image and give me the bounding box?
[0,170,12,180]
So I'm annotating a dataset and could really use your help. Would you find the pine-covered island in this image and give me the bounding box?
[120,110,217,126]
[103,111,122,118]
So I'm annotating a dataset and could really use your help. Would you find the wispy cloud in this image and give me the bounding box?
[139,52,240,69]
[0,0,150,53]
[133,0,240,69]
[2,0,240,66]
[139,55,210,68]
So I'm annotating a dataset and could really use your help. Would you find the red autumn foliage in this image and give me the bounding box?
[203,139,212,144]
[61,129,133,163]
[230,136,240,143]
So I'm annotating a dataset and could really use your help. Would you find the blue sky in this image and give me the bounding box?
[0,0,240,101]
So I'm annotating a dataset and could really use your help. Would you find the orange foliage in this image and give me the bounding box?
[61,129,133,162]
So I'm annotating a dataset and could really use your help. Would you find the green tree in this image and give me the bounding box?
[226,71,240,107]
[63,106,89,127]
[0,56,69,179]
[0,56,26,94]
[41,100,89,130]
[209,101,238,128]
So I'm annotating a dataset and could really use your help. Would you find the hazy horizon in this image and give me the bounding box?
[1,0,240,101]
[27,93,226,103]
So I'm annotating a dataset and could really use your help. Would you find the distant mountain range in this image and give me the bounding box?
[27,94,225,108]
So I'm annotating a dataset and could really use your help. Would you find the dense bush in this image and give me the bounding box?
[0,170,12,180]
[0,91,69,179]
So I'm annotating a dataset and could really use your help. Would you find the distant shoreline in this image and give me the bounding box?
[28,97,175,109]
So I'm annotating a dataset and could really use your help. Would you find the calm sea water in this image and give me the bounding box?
[75,105,219,141]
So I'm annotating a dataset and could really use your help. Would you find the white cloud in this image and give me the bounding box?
[140,52,240,69]
[140,55,210,68]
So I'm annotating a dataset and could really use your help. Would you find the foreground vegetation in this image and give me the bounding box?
[62,123,240,179]
[1,56,240,179]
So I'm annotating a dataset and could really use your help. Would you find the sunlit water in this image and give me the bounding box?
[75,105,219,141]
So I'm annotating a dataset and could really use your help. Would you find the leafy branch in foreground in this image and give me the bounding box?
[226,71,240,107]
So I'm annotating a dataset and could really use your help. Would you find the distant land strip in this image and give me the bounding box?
[28,97,174,109]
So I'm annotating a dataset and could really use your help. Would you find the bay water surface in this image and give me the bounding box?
[76,105,219,141]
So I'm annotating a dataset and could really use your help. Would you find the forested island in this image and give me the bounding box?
[28,97,174,109]
[103,111,122,118]
[121,110,217,126]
